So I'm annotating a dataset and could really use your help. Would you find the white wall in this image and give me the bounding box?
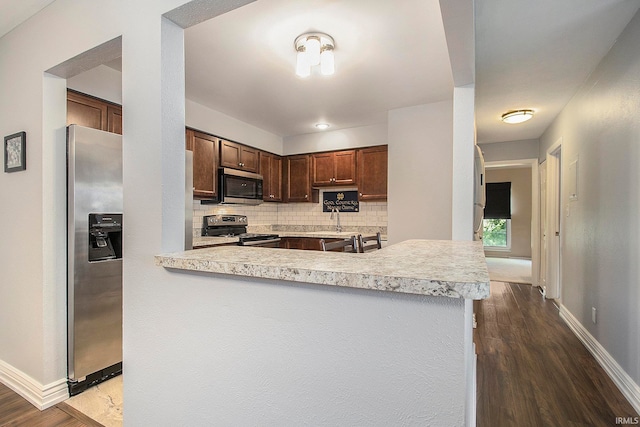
[479,139,539,163]
[0,0,123,405]
[134,271,467,426]
[451,85,475,241]
[283,123,387,155]
[387,101,453,244]
[539,9,640,390]
[67,67,283,155]
[0,0,467,422]
[187,99,282,154]
[67,65,123,105]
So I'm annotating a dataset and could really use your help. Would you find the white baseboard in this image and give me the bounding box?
[560,305,640,414]
[0,359,68,410]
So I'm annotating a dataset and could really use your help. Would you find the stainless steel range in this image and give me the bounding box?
[202,215,280,247]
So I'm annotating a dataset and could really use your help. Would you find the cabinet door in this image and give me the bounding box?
[333,150,356,185]
[286,155,313,202]
[357,146,388,201]
[281,237,304,250]
[261,153,282,202]
[270,155,283,201]
[260,153,270,201]
[312,152,335,186]
[219,139,241,169]
[67,91,108,131]
[107,105,122,135]
[240,146,258,173]
[190,130,218,199]
[220,139,258,172]
[304,238,328,251]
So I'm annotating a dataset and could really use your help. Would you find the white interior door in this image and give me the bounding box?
[546,144,562,300]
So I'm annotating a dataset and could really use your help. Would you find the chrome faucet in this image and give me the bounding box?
[330,207,342,232]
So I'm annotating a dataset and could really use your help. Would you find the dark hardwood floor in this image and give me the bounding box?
[475,281,639,427]
[0,383,103,427]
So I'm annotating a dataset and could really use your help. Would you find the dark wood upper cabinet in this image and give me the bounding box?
[311,150,356,186]
[187,128,218,199]
[260,152,283,202]
[67,90,122,135]
[67,90,108,131]
[334,150,357,185]
[220,139,258,173]
[311,152,334,186]
[357,145,388,201]
[285,154,317,203]
[107,105,122,135]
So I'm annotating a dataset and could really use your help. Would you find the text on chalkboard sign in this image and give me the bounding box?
[323,191,359,212]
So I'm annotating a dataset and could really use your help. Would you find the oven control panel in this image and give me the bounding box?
[204,214,248,226]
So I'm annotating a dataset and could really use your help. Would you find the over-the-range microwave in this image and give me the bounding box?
[213,167,264,205]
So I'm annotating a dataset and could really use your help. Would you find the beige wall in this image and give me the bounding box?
[387,101,453,244]
[539,9,640,388]
[484,167,532,258]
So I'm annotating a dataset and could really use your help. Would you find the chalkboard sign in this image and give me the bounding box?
[323,191,359,212]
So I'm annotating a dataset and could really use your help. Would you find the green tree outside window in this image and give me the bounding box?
[483,218,508,247]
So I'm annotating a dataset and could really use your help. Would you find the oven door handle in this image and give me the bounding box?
[240,238,281,246]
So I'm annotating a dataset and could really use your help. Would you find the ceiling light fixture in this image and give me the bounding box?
[501,110,534,124]
[295,32,335,77]
[315,123,330,130]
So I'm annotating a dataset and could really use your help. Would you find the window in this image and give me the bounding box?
[483,182,511,249]
[483,218,511,249]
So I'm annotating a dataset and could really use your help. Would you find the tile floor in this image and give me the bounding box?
[65,375,123,427]
[485,257,532,284]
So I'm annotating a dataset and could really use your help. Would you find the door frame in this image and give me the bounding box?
[538,161,547,293]
[545,138,563,300]
[484,158,540,287]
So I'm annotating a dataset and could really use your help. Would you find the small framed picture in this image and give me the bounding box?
[4,131,26,173]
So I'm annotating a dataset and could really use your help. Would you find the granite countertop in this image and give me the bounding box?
[156,239,490,300]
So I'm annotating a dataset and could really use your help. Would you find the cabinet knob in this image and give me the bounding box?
[305,194,308,198]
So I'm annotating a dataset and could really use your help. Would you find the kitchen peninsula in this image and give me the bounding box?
[155,238,488,425]
[156,239,489,299]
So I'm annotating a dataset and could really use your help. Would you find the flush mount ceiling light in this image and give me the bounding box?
[501,110,534,124]
[315,123,330,130]
[295,32,335,77]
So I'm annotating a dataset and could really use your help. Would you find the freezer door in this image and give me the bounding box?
[67,125,123,382]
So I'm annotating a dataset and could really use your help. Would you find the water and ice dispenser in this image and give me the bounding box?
[88,213,122,262]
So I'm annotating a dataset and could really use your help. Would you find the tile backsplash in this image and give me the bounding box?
[193,189,387,237]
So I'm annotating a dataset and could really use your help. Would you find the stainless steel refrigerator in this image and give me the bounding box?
[67,124,123,395]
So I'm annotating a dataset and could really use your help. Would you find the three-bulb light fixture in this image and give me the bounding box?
[295,32,335,77]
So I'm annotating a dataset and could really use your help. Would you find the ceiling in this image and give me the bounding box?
[2,0,640,143]
[0,0,55,39]
[184,0,453,138]
[475,0,640,144]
